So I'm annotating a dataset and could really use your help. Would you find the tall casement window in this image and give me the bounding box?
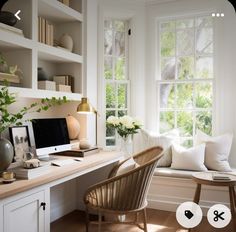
[104,19,129,146]
[158,16,214,147]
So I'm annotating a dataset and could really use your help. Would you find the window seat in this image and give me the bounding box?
[148,167,236,214]
[154,167,199,179]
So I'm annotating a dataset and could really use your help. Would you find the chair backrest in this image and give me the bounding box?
[97,146,163,211]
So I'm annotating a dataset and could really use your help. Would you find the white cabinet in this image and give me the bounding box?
[3,191,48,232]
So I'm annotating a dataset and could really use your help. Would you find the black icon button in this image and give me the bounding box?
[185,210,194,220]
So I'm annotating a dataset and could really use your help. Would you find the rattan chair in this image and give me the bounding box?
[83,146,163,232]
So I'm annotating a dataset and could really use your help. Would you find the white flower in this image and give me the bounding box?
[133,117,142,127]
[119,116,133,127]
[107,116,120,126]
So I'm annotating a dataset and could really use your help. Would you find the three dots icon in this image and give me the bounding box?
[212,13,225,17]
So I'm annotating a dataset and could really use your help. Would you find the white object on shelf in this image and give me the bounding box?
[38,80,56,91]
[59,33,73,52]
[56,84,71,92]
[0,72,20,83]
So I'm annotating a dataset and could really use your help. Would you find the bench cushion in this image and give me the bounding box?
[154,167,201,179]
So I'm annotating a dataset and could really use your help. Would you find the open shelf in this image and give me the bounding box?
[38,0,83,23]
[37,43,83,63]
[0,31,33,51]
[8,86,82,100]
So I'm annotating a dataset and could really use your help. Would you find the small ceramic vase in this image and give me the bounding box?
[59,33,73,52]
[37,67,48,81]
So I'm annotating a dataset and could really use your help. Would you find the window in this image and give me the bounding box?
[104,19,129,146]
[158,16,214,147]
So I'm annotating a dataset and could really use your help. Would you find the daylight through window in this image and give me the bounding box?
[158,16,214,147]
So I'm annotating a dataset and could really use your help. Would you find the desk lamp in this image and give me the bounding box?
[77,97,98,146]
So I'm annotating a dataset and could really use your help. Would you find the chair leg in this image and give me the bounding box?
[98,210,102,232]
[85,206,89,232]
[142,208,148,232]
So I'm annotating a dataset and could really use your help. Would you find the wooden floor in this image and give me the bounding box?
[51,208,234,232]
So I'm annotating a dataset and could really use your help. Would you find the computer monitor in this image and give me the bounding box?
[32,118,71,159]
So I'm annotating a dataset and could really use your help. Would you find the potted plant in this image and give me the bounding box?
[0,84,68,172]
[107,115,142,157]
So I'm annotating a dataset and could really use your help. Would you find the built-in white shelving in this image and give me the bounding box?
[0,0,84,100]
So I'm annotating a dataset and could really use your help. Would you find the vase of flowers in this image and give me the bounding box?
[107,115,142,158]
[0,84,68,172]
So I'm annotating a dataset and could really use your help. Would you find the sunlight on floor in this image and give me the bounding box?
[147,223,188,232]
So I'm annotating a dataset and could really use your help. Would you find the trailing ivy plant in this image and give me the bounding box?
[0,84,68,136]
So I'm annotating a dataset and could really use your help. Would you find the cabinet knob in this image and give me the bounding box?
[40,202,46,211]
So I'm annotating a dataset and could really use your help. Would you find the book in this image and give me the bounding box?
[11,164,51,179]
[212,173,231,181]
[0,73,20,83]
[54,147,100,157]
[0,22,24,37]
[53,75,74,92]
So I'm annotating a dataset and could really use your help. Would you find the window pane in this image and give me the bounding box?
[196,17,213,28]
[161,21,175,31]
[196,57,213,79]
[115,31,125,57]
[114,21,125,32]
[118,110,127,117]
[177,56,194,80]
[195,83,213,108]
[176,19,194,29]
[196,27,213,54]
[104,56,112,79]
[160,84,175,108]
[177,111,193,136]
[161,31,175,57]
[115,57,125,80]
[160,111,174,133]
[104,30,113,55]
[106,138,116,146]
[106,111,116,137]
[177,84,193,108]
[106,83,116,108]
[177,29,194,56]
[161,58,176,80]
[196,111,212,135]
[118,84,127,108]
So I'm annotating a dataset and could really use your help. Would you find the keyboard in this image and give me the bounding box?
[51,159,76,167]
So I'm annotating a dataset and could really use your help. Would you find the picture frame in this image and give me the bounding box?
[9,126,31,162]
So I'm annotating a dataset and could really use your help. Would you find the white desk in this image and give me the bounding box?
[0,151,122,232]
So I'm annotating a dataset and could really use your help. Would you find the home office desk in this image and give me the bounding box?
[0,150,122,232]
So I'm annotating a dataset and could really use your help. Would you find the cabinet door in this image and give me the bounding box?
[4,191,45,232]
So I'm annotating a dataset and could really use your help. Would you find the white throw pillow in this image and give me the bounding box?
[171,143,207,171]
[133,129,179,167]
[195,130,233,172]
[115,158,139,176]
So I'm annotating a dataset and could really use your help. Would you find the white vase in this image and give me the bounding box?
[59,33,73,52]
[119,135,133,158]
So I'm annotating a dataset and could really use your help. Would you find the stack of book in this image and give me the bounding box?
[53,75,74,92]
[38,17,54,46]
[58,0,70,7]
[11,164,51,180]
[0,73,20,84]
[0,22,24,37]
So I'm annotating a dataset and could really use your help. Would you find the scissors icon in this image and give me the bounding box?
[214,210,225,222]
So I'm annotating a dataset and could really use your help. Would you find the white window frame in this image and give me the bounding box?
[156,14,215,144]
[99,18,131,148]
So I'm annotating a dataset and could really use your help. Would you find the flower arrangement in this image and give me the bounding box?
[107,115,142,139]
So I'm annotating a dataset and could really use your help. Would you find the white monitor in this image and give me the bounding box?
[32,118,71,159]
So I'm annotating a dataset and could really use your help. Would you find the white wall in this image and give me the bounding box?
[97,0,146,147]
[145,0,236,166]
